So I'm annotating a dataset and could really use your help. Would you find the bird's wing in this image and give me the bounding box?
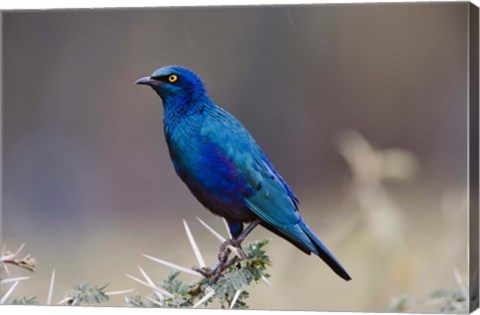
[243,157,301,225]
[201,109,352,281]
[200,109,301,227]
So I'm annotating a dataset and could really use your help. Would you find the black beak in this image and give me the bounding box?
[135,76,156,86]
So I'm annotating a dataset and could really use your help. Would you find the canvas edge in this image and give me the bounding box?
[469,1,480,313]
[0,3,476,313]
[0,10,3,262]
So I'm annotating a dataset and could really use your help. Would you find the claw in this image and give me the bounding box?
[192,219,262,284]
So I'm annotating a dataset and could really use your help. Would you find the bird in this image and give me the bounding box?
[136,65,351,281]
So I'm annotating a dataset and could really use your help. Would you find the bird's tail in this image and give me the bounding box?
[298,220,352,281]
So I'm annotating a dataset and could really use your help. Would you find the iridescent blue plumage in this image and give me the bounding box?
[136,65,351,281]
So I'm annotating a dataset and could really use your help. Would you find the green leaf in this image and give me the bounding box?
[63,283,110,306]
[11,296,39,305]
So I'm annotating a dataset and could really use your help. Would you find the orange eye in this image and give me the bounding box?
[168,74,178,83]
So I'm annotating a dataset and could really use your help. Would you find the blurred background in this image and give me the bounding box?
[1,2,470,312]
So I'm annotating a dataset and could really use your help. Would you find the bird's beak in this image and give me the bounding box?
[135,76,156,86]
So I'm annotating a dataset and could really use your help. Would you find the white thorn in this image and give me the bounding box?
[222,218,233,239]
[197,217,241,258]
[183,220,206,268]
[145,295,163,306]
[1,253,14,261]
[193,288,215,308]
[143,254,203,278]
[0,244,8,261]
[13,243,25,257]
[229,289,243,308]
[1,276,31,285]
[1,243,26,261]
[138,266,164,300]
[196,217,226,242]
[105,288,136,296]
[3,263,10,275]
[1,243,25,262]
[1,281,19,304]
[125,273,174,298]
[47,269,55,305]
[453,268,463,286]
[56,296,71,305]
[261,275,272,286]
[195,217,241,257]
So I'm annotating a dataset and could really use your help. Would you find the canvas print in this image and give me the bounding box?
[0,2,478,313]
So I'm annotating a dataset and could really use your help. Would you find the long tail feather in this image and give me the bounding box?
[299,220,352,281]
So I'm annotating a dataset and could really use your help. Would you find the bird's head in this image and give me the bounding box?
[136,65,207,103]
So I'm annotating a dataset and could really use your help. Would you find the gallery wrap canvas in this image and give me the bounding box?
[0,1,478,313]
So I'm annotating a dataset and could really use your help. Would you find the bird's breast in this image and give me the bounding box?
[164,124,255,220]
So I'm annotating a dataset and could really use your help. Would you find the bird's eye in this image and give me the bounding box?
[168,74,178,83]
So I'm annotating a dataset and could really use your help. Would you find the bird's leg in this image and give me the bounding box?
[193,240,240,279]
[204,218,263,283]
[218,239,233,262]
[235,218,262,244]
[219,218,262,265]
[194,239,236,279]
[218,218,262,260]
[217,238,246,260]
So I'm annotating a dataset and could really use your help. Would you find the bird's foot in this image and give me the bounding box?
[192,219,263,284]
[194,239,247,284]
[219,238,248,260]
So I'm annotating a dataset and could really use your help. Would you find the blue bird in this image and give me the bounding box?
[136,65,351,281]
